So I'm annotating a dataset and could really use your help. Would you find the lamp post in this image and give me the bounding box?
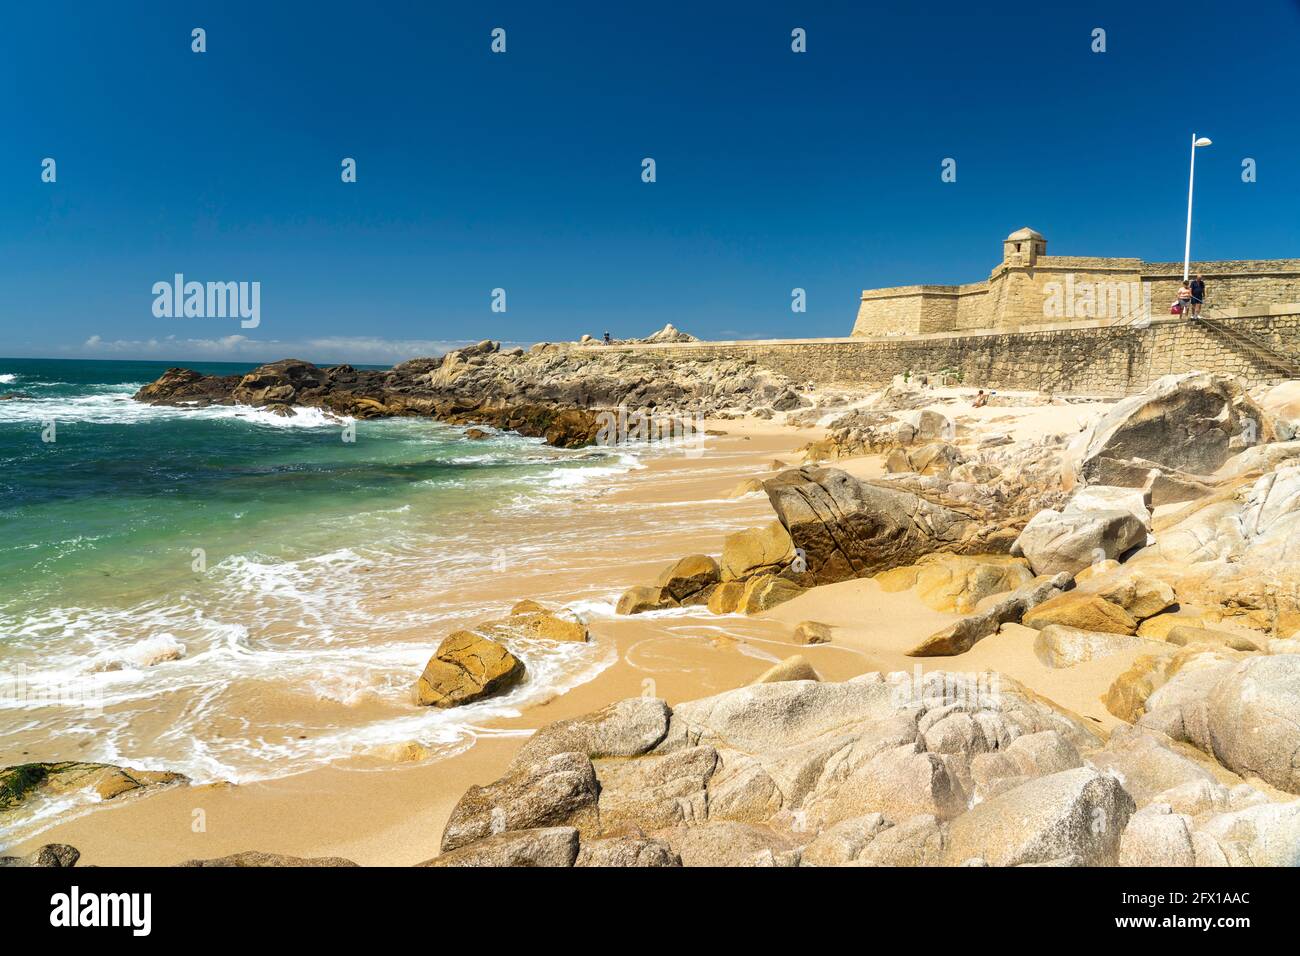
[1183,134,1212,280]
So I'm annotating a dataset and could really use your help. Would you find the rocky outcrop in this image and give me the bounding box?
[133,343,801,447]
[803,406,954,461]
[941,767,1135,866]
[1131,655,1300,795]
[432,671,1206,866]
[1072,372,1276,488]
[763,466,994,586]
[1011,505,1147,577]
[424,827,581,867]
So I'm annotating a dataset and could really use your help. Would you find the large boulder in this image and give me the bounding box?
[1022,591,1138,635]
[654,554,720,604]
[507,698,671,771]
[440,752,599,852]
[1011,507,1147,577]
[485,603,588,642]
[415,630,525,707]
[1033,625,1161,668]
[941,768,1135,866]
[1259,380,1300,438]
[1204,656,1300,793]
[1072,372,1275,484]
[764,466,980,586]
[720,521,795,582]
[1068,485,1153,529]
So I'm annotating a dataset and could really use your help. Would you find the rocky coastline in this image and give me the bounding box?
[131,332,810,449]
[12,354,1300,867]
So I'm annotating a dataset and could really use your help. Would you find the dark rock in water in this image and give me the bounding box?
[0,391,33,401]
[0,843,81,867]
[177,850,359,867]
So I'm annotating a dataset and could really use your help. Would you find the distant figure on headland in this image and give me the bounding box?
[603,331,612,345]
[1190,273,1206,317]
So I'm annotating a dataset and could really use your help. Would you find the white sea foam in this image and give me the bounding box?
[0,388,350,427]
[0,392,734,826]
[0,372,16,384]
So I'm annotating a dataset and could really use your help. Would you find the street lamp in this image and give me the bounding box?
[1183,134,1213,280]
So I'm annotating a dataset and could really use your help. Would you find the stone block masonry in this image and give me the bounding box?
[852,227,1300,337]
[581,304,1300,398]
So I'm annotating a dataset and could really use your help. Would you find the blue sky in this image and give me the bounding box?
[2,1,1298,364]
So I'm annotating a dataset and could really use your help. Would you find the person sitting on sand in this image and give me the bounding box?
[972,389,988,408]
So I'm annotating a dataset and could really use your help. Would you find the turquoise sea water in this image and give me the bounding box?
[0,357,607,613]
[0,357,633,822]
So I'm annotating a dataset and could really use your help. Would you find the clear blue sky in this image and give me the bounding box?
[2,1,1297,364]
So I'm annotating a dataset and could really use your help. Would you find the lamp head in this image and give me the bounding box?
[1194,137,1213,147]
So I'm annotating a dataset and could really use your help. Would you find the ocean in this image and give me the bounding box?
[0,356,649,834]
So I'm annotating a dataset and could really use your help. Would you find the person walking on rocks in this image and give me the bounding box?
[1190,273,1206,318]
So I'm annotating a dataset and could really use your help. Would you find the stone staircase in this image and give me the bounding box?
[1193,308,1300,379]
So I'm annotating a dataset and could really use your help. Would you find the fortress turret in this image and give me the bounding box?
[1002,227,1046,267]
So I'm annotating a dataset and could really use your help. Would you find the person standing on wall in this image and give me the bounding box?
[1189,273,1207,318]
[1177,281,1193,317]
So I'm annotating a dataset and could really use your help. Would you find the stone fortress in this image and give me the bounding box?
[586,226,1300,397]
[853,227,1300,336]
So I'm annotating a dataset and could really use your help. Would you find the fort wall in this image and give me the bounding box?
[851,228,1300,337]
[583,303,1300,397]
